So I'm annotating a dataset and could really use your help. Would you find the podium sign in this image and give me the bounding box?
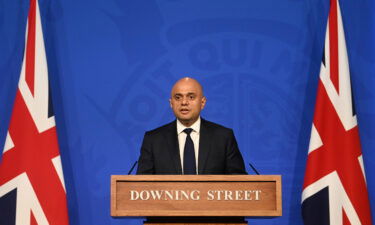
[111,175,282,217]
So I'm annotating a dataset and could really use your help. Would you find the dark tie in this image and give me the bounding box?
[183,128,196,174]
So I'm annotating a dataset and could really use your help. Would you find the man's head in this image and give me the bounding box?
[169,77,206,127]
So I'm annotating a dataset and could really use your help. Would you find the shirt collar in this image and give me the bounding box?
[177,117,201,134]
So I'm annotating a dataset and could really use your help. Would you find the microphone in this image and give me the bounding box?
[248,162,260,175]
[127,161,138,175]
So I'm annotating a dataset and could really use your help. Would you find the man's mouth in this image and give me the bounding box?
[180,109,190,114]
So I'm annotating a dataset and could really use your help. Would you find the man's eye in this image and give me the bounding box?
[189,96,195,100]
[175,96,181,100]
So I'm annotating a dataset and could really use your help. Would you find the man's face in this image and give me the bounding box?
[169,79,206,126]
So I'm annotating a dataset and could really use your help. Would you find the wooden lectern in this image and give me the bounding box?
[111,175,282,225]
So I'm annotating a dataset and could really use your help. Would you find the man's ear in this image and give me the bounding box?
[169,98,172,108]
[201,96,207,110]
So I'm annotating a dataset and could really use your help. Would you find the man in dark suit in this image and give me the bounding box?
[137,77,246,175]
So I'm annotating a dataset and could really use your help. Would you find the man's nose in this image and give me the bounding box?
[181,97,189,105]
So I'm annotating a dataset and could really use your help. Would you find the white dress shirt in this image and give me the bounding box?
[177,117,200,173]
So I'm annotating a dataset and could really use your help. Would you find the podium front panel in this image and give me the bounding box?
[111,175,282,217]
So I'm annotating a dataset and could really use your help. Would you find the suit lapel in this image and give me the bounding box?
[165,121,182,174]
[198,119,212,174]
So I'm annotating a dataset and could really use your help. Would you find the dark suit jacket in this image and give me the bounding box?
[136,119,247,174]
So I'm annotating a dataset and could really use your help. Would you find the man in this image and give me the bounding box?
[136,77,246,174]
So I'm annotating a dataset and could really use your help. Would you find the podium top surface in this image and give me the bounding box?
[112,174,280,181]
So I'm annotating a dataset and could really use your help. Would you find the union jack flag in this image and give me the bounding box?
[0,0,70,224]
[302,0,373,224]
